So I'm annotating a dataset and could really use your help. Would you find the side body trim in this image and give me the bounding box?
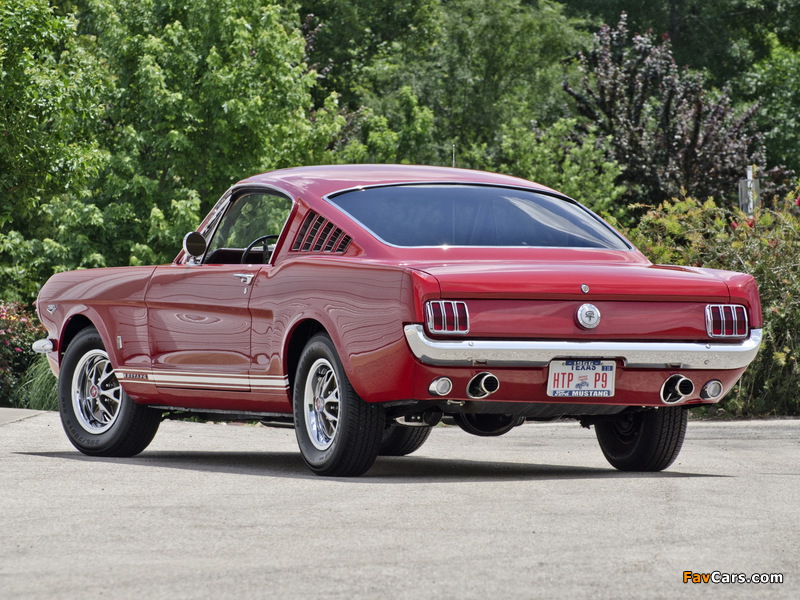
[116,369,289,392]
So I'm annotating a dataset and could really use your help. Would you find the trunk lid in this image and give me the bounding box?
[420,261,732,302]
[417,261,744,341]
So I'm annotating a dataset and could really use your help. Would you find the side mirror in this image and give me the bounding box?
[183,231,207,258]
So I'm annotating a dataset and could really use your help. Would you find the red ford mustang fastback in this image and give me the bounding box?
[34,165,762,476]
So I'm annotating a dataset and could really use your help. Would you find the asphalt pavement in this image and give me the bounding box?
[1,409,797,599]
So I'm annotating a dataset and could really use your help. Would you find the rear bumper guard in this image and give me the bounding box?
[403,324,762,370]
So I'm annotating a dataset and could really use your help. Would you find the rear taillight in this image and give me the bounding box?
[426,300,469,334]
[706,304,748,338]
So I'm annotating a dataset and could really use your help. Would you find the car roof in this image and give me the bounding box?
[236,164,558,200]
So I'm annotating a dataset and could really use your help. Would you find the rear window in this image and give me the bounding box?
[328,184,629,249]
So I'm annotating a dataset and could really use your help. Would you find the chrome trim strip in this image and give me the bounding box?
[115,368,290,391]
[403,324,762,370]
[32,339,54,354]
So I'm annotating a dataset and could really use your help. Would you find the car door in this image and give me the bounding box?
[145,190,292,394]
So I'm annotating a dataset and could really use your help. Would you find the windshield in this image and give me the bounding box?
[328,184,629,249]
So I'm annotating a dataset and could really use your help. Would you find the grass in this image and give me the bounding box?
[11,355,58,411]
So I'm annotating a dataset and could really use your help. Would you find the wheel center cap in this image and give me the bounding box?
[314,396,323,412]
[89,385,99,399]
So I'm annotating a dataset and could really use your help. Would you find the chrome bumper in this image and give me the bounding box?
[403,325,762,370]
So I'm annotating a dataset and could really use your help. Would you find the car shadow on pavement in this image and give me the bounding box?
[18,450,729,482]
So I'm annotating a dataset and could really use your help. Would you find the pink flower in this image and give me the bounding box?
[730,221,738,230]
[14,347,22,353]
[795,196,800,207]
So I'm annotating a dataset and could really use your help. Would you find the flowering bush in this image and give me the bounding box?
[0,303,44,406]
[624,192,800,416]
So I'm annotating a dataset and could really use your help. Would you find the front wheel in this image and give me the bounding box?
[595,407,688,471]
[58,328,161,456]
[293,334,385,476]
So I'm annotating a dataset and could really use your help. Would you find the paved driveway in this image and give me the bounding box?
[1,410,797,599]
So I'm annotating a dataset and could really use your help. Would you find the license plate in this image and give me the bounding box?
[547,360,615,397]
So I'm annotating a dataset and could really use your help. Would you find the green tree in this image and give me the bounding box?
[337,0,586,166]
[336,86,437,165]
[496,118,626,221]
[298,0,440,108]
[563,15,766,208]
[0,0,109,300]
[76,0,344,267]
[1,0,345,302]
[560,0,800,85]
[741,37,800,174]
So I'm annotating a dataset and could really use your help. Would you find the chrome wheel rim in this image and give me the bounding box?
[71,349,122,434]
[304,358,340,451]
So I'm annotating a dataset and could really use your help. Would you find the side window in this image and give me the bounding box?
[205,192,292,264]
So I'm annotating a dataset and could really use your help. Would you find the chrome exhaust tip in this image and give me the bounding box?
[700,379,725,401]
[428,377,453,397]
[467,372,500,399]
[660,374,695,404]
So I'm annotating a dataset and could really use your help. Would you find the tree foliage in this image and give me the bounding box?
[0,0,107,238]
[564,15,766,208]
[741,36,800,174]
[78,0,344,263]
[1,0,344,299]
[0,0,110,300]
[299,0,441,107]
[318,0,586,167]
[560,0,800,85]
[495,118,626,220]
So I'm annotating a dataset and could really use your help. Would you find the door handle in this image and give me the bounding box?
[233,273,255,285]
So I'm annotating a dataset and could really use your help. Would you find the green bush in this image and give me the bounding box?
[11,355,58,411]
[625,193,800,416]
[0,303,44,407]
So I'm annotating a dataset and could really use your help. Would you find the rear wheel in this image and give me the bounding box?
[293,334,385,476]
[595,407,688,471]
[58,328,161,457]
[379,425,432,456]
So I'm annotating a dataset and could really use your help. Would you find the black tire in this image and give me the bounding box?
[595,407,688,472]
[379,425,432,456]
[293,334,385,476]
[58,327,161,457]
[453,413,525,437]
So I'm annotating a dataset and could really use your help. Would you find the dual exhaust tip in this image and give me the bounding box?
[428,372,500,399]
[661,375,695,404]
[431,372,724,404]
[661,375,725,404]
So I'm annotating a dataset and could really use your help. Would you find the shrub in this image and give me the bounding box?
[564,14,768,210]
[11,355,58,411]
[0,303,44,406]
[625,193,800,416]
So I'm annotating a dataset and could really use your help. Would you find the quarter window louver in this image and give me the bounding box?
[292,211,351,254]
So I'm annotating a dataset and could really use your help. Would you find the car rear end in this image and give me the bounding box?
[403,259,761,413]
